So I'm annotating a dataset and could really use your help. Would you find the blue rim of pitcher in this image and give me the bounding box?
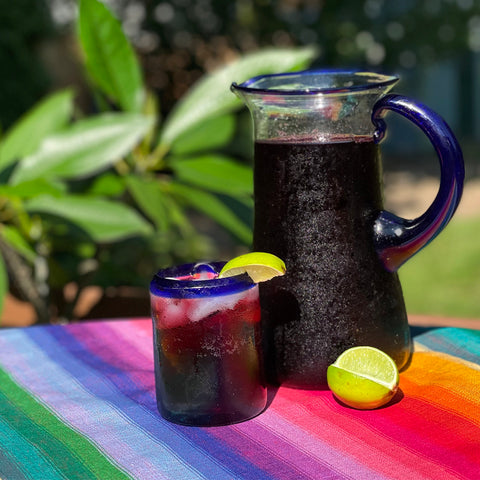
[231,69,399,96]
[150,262,255,298]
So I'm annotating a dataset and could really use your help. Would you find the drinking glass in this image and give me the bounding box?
[150,262,267,426]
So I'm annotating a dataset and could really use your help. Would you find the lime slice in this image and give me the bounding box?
[327,346,399,410]
[218,252,286,283]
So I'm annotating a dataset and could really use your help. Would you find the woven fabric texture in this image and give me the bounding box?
[0,319,479,479]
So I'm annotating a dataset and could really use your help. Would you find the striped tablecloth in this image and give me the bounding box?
[0,318,479,480]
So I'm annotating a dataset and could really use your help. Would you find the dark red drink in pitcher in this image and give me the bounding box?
[232,71,464,388]
[254,138,408,387]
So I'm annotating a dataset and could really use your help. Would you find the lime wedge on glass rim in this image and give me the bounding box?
[327,346,399,410]
[218,252,286,283]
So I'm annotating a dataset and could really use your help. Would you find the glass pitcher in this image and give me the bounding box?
[232,71,464,389]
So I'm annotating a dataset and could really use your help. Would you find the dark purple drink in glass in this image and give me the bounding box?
[150,262,266,426]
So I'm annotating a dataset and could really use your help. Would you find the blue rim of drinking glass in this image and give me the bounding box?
[231,69,399,96]
[150,262,256,298]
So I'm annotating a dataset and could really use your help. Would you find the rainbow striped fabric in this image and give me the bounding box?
[0,319,479,479]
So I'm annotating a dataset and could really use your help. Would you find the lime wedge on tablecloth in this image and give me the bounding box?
[218,252,286,283]
[327,346,399,410]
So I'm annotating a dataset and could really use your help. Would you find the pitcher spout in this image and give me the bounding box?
[231,70,399,142]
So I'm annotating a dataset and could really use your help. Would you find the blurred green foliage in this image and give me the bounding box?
[0,0,54,129]
[137,0,480,115]
[0,0,315,323]
[1,0,478,323]
[3,1,480,125]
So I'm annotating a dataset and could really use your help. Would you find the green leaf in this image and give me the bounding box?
[0,89,74,171]
[78,0,144,112]
[0,178,66,199]
[0,225,37,263]
[170,183,252,244]
[140,90,160,152]
[125,176,169,231]
[25,195,153,243]
[171,155,253,196]
[87,173,126,197]
[160,192,195,237]
[10,113,153,185]
[160,46,317,146]
[170,115,236,155]
[0,254,7,321]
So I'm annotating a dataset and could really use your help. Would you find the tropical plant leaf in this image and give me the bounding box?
[160,46,317,146]
[170,183,252,244]
[125,175,169,231]
[25,195,153,242]
[139,89,160,153]
[87,172,126,197]
[170,115,236,155]
[0,178,66,199]
[78,0,145,112]
[10,113,153,185]
[161,192,195,237]
[0,89,74,171]
[0,225,37,263]
[170,155,253,196]
[0,254,7,321]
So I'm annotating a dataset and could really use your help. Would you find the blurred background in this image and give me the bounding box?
[1,0,479,325]
[3,0,480,147]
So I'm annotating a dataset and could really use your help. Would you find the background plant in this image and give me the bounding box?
[0,0,316,324]
[0,0,54,129]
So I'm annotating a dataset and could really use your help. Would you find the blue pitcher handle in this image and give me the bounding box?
[372,94,465,272]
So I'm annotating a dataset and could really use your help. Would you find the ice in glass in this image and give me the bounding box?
[150,262,267,426]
